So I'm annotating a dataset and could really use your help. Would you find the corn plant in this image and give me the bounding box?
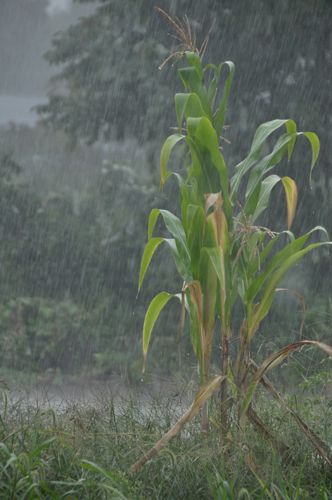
[131,10,332,473]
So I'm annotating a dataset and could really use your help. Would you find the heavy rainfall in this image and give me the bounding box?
[0,0,331,497]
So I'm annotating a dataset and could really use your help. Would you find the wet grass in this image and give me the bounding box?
[0,389,331,499]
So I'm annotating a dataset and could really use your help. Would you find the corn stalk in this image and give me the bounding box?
[133,15,332,472]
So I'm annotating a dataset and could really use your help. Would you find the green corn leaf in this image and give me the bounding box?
[202,246,228,326]
[302,131,320,184]
[187,116,219,150]
[205,63,221,105]
[175,93,206,130]
[244,133,294,202]
[175,93,190,130]
[185,287,202,362]
[143,292,176,371]
[258,230,294,266]
[148,208,188,253]
[178,66,211,117]
[240,230,294,285]
[246,226,327,303]
[164,238,192,282]
[146,208,192,282]
[231,119,297,197]
[187,116,231,216]
[199,251,218,337]
[186,204,205,278]
[249,119,297,157]
[246,174,281,222]
[148,208,161,240]
[185,51,203,79]
[245,174,297,229]
[285,119,297,159]
[159,209,189,256]
[184,93,207,119]
[138,237,164,292]
[213,60,235,136]
[160,133,185,188]
[248,241,332,337]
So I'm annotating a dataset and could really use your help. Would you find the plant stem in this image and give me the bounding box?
[220,326,230,432]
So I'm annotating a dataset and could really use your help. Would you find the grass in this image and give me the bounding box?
[0,384,331,499]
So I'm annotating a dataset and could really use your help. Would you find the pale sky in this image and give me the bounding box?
[47,0,71,15]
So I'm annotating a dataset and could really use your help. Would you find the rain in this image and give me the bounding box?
[0,0,331,496]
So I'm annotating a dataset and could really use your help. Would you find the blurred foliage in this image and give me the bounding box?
[0,138,183,377]
[0,297,89,373]
[1,0,332,377]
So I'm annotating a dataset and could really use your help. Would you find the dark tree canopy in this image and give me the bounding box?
[38,0,332,153]
[37,0,175,143]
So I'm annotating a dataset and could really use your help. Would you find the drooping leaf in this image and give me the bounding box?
[231,119,297,197]
[241,340,332,417]
[138,237,165,292]
[148,208,161,240]
[302,131,320,184]
[244,133,295,202]
[142,291,176,371]
[281,176,298,229]
[160,134,185,188]
[285,119,297,159]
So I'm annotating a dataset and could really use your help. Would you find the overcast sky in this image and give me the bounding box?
[47,0,71,15]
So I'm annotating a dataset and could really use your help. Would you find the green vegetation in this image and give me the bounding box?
[135,10,332,472]
[0,3,331,496]
[0,391,331,498]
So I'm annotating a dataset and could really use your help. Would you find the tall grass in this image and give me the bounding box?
[134,9,332,471]
[0,389,331,498]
